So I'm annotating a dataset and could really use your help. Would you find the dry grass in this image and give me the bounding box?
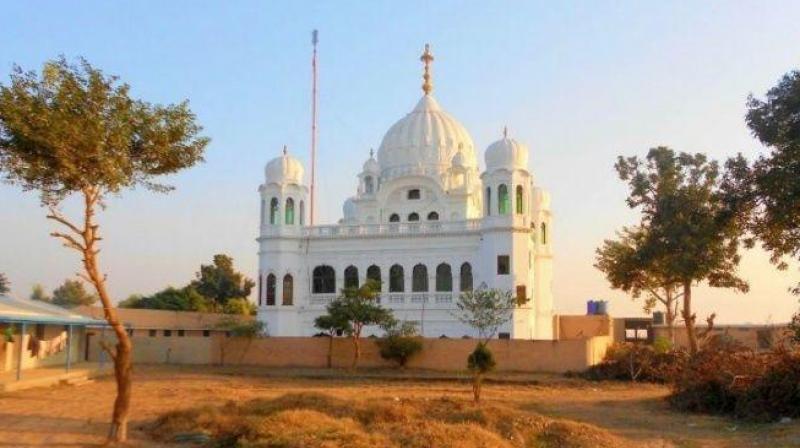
[149,392,626,447]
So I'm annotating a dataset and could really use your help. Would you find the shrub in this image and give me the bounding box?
[669,347,800,422]
[583,342,686,383]
[377,321,423,368]
[378,335,423,367]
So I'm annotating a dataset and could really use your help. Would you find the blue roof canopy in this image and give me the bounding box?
[0,295,106,326]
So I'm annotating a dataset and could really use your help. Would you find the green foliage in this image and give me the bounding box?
[119,286,209,312]
[0,57,209,206]
[120,254,254,314]
[378,321,423,367]
[454,287,516,342]
[314,313,349,336]
[2,325,14,343]
[467,343,496,374]
[595,226,681,321]
[743,70,800,294]
[29,283,50,302]
[321,279,395,338]
[223,297,256,316]
[51,279,98,308]
[190,254,255,310]
[614,147,749,293]
[652,336,673,354]
[789,309,800,345]
[0,272,9,295]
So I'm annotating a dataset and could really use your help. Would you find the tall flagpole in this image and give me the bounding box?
[310,29,318,226]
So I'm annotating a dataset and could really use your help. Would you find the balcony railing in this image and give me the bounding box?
[260,219,484,239]
[309,292,458,308]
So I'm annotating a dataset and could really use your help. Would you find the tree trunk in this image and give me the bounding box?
[665,290,676,343]
[681,280,698,355]
[472,372,483,404]
[327,334,333,368]
[74,189,133,442]
[351,333,360,370]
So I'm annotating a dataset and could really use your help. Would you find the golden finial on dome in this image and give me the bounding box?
[369,148,374,158]
[420,43,434,96]
[503,126,508,139]
[283,145,288,155]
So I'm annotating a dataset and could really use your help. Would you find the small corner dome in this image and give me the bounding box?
[362,155,380,173]
[265,148,304,185]
[451,144,468,169]
[342,197,357,220]
[484,134,529,172]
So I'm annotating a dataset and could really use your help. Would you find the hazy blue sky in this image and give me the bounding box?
[1,1,798,323]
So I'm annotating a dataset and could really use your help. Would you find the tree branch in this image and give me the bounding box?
[99,339,118,362]
[50,232,87,252]
[46,207,83,236]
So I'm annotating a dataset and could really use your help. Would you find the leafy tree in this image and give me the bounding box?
[314,313,349,368]
[789,309,800,345]
[614,147,749,354]
[223,297,256,315]
[454,287,516,403]
[119,286,210,311]
[29,283,51,302]
[0,272,9,295]
[743,70,800,294]
[51,279,98,308]
[0,57,208,441]
[317,279,394,369]
[595,226,682,340]
[377,320,423,368]
[190,254,255,310]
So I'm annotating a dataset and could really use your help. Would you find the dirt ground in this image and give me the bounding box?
[0,365,798,447]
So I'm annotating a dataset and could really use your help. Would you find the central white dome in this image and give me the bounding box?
[377,95,477,179]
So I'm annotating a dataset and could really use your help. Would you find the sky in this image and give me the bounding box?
[1,1,798,323]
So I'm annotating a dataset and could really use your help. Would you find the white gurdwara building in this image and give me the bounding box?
[257,46,555,339]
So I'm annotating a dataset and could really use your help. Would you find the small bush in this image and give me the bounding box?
[378,335,423,367]
[467,343,496,374]
[378,321,423,367]
[670,347,800,422]
[583,342,686,383]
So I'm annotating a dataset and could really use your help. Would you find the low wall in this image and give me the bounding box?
[558,315,611,339]
[88,334,612,373]
[652,324,793,352]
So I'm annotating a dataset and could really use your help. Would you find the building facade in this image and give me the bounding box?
[257,46,555,339]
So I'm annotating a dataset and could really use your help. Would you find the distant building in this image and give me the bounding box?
[257,45,555,339]
[74,306,253,338]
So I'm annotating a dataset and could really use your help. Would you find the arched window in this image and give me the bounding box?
[367,265,381,285]
[436,263,452,292]
[299,200,305,225]
[389,213,400,223]
[460,263,473,292]
[408,189,421,200]
[312,265,336,294]
[285,198,295,224]
[258,274,263,306]
[344,265,359,289]
[412,264,428,292]
[541,222,548,245]
[364,176,374,194]
[408,212,420,222]
[260,199,266,226]
[282,274,293,305]
[389,264,404,292]
[269,198,279,224]
[515,185,524,215]
[485,187,491,216]
[427,211,439,221]
[498,184,510,215]
[266,274,276,306]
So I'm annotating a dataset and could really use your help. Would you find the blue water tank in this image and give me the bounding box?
[596,300,608,315]
[586,300,597,315]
